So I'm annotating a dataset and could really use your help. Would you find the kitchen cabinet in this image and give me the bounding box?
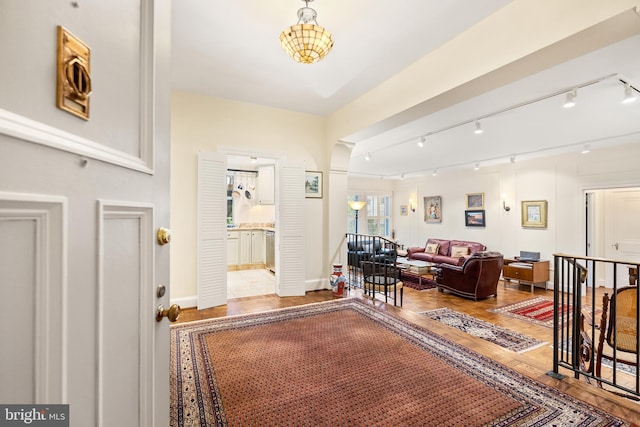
[227,230,239,265]
[258,165,275,205]
[251,230,264,263]
[228,229,265,267]
[239,231,252,264]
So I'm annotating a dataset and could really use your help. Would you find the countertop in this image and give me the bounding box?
[227,223,275,232]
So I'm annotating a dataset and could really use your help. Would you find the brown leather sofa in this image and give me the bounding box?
[406,238,485,266]
[435,251,504,300]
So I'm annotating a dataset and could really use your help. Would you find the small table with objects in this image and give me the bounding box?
[396,257,438,286]
[502,258,550,292]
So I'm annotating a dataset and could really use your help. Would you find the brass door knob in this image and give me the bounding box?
[156,304,180,322]
[157,227,172,245]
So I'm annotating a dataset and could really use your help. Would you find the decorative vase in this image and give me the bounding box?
[330,264,346,297]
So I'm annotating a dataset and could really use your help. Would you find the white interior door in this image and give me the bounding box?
[196,154,307,304]
[607,189,640,287]
[0,2,171,426]
[277,161,306,297]
[197,152,228,309]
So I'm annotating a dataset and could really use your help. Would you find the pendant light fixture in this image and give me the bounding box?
[280,0,334,64]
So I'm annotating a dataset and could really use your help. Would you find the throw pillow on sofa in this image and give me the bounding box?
[451,245,470,257]
[425,243,440,254]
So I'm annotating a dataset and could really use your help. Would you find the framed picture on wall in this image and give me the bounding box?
[424,196,442,223]
[521,200,548,228]
[305,171,323,198]
[466,193,485,209]
[465,210,486,227]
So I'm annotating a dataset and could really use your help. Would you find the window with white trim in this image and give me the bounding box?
[348,193,392,236]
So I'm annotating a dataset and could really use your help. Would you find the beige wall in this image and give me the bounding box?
[171,1,640,301]
[171,92,326,299]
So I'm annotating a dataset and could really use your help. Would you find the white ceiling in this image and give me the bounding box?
[171,1,640,177]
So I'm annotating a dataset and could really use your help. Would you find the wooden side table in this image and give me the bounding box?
[502,258,550,292]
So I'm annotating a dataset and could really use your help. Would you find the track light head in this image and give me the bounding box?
[623,83,638,104]
[581,144,590,154]
[417,136,425,148]
[432,169,437,176]
[364,153,371,161]
[474,163,480,171]
[563,90,577,108]
[474,120,483,134]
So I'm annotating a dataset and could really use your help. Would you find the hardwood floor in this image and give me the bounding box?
[177,282,640,426]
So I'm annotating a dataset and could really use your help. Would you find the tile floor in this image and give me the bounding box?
[227,268,275,298]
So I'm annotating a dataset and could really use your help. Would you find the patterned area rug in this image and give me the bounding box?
[171,298,625,426]
[346,269,436,291]
[489,297,572,328]
[400,271,437,291]
[555,340,638,377]
[422,308,546,353]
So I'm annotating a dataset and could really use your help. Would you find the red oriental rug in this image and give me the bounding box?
[347,269,437,291]
[489,297,572,328]
[400,270,437,291]
[170,298,622,426]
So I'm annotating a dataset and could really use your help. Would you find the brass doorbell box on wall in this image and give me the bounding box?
[56,26,91,120]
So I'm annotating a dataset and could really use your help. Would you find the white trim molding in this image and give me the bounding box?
[0,108,153,174]
[0,192,68,403]
[97,200,154,427]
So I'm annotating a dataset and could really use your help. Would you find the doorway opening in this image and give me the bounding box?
[226,154,276,298]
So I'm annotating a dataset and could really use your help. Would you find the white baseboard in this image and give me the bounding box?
[306,278,330,291]
[171,295,198,310]
[172,278,330,310]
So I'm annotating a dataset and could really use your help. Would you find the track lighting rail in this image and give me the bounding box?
[353,72,625,162]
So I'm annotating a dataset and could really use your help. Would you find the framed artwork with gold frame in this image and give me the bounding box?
[521,200,548,228]
[465,192,485,209]
[424,196,442,223]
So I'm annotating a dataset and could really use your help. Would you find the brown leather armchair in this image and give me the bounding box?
[435,251,504,300]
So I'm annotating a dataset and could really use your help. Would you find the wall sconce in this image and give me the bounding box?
[409,198,416,212]
[501,193,511,211]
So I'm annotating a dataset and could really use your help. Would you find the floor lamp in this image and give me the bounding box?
[348,201,366,234]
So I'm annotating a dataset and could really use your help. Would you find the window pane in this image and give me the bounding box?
[348,194,391,236]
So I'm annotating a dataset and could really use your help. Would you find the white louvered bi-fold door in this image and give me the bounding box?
[197,152,228,309]
[277,161,306,297]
